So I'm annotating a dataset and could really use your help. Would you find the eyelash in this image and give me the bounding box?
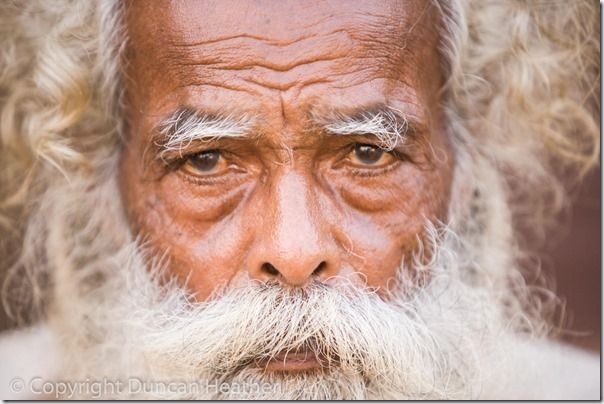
[162,150,234,185]
[340,143,407,177]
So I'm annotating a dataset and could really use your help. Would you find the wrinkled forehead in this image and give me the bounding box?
[126,0,437,44]
[124,0,442,95]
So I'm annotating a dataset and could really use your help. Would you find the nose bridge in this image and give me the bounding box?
[248,168,339,286]
[273,170,320,255]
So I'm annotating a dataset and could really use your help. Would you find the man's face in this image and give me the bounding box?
[120,0,452,300]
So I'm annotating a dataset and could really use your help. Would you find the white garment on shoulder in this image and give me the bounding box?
[0,324,60,400]
[479,336,600,400]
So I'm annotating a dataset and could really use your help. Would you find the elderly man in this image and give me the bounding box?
[0,0,599,400]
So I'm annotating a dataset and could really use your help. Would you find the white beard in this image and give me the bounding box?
[25,157,541,400]
[47,214,512,398]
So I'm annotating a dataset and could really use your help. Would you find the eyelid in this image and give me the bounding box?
[348,145,395,166]
[156,139,225,164]
[329,142,404,176]
[181,151,225,174]
[352,138,413,163]
[177,153,250,187]
[344,152,402,177]
[331,133,401,152]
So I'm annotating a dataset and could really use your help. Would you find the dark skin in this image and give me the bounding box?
[120,0,453,304]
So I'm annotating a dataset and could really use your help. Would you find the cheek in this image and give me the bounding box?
[119,148,254,300]
[125,193,255,300]
[328,165,450,287]
[159,216,253,300]
[157,174,249,223]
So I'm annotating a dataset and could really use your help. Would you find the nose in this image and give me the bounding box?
[258,258,331,286]
[247,171,340,287]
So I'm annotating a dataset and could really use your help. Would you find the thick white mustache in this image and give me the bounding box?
[54,221,525,399]
[140,281,440,378]
[91,236,498,399]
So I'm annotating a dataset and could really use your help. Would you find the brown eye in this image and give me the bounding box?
[182,150,226,175]
[190,150,220,171]
[352,144,385,165]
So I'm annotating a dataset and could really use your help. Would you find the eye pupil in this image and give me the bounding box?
[189,150,220,172]
[354,144,383,164]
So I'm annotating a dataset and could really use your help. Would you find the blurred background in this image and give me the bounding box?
[548,170,600,352]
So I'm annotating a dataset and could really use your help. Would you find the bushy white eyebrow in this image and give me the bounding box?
[155,108,255,157]
[320,108,409,151]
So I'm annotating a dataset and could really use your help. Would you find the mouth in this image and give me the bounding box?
[256,347,323,372]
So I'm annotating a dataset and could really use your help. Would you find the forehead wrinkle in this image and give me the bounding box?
[165,30,355,73]
[157,14,428,81]
[167,27,350,51]
[163,44,411,96]
[349,3,441,77]
[131,3,439,101]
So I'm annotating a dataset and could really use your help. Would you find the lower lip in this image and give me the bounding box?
[259,351,321,372]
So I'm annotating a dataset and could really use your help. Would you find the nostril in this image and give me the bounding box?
[312,261,327,276]
[261,262,280,276]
